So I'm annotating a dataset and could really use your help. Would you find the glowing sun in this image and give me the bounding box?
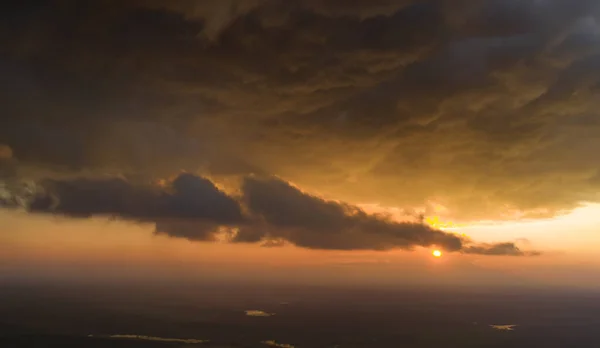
[432,250,442,258]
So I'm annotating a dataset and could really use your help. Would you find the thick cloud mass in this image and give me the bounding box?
[28,174,245,240]
[2,1,600,228]
[4,172,533,255]
[240,177,463,251]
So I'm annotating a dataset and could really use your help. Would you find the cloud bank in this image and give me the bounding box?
[2,173,537,256]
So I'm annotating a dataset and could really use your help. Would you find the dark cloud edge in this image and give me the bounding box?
[0,173,540,257]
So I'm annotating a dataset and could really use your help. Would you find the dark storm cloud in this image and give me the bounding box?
[27,173,244,240]
[1,0,600,225]
[239,176,463,251]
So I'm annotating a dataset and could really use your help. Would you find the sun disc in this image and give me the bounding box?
[432,250,442,258]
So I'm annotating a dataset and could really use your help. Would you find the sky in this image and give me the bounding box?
[1,0,600,289]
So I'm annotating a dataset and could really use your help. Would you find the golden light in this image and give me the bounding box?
[432,250,442,258]
[424,216,465,230]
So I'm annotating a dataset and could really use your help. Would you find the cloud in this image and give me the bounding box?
[2,0,599,225]
[239,176,463,251]
[137,0,266,41]
[3,172,537,255]
[27,173,245,241]
[462,242,540,256]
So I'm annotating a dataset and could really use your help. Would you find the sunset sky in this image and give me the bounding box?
[2,0,600,290]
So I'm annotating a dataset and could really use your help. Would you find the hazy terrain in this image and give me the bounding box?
[1,278,599,347]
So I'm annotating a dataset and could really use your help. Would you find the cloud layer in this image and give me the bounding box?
[3,173,535,255]
[2,1,600,226]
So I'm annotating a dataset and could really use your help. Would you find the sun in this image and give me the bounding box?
[432,250,442,258]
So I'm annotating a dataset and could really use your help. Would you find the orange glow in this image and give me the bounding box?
[4,205,600,289]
